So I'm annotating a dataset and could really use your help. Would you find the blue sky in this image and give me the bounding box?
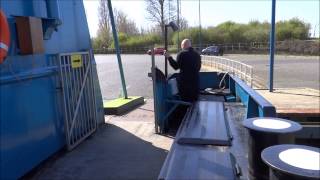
[84,0,319,38]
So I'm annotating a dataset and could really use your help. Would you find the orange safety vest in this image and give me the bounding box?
[0,10,10,64]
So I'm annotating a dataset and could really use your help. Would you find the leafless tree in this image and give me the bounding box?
[179,17,188,30]
[114,9,139,35]
[97,0,112,47]
[145,0,176,37]
[96,0,139,47]
[139,26,146,35]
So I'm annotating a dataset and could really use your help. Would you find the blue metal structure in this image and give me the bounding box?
[198,0,202,51]
[152,70,276,132]
[0,1,104,179]
[229,75,276,118]
[269,0,276,92]
[107,0,128,99]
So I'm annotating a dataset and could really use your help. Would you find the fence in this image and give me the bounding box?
[193,40,319,55]
[93,46,150,54]
[201,55,253,87]
[93,40,319,55]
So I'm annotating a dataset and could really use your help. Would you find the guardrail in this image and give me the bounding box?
[201,55,253,87]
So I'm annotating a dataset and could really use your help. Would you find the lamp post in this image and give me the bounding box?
[164,21,179,78]
[177,0,180,51]
[198,0,202,51]
[269,0,276,92]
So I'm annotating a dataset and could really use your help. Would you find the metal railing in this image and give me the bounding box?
[93,40,319,55]
[202,55,253,87]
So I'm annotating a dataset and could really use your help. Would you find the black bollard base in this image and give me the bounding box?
[262,144,320,180]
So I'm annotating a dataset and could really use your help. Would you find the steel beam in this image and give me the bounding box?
[269,0,276,92]
[107,0,128,98]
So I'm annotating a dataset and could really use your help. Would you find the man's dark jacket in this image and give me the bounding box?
[168,47,201,102]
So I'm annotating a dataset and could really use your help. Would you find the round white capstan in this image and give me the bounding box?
[253,119,291,129]
[279,148,320,171]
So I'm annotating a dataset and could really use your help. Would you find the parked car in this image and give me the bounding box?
[147,47,165,55]
[201,46,224,56]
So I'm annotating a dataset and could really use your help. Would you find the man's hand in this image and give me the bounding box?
[164,50,170,58]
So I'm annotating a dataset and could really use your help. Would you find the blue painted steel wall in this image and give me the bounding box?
[199,72,227,90]
[229,76,276,118]
[0,1,104,179]
[153,72,276,132]
[154,71,225,132]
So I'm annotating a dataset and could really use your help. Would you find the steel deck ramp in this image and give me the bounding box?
[177,101,232,146]
[158,100,248,180]
[158,144,238,180]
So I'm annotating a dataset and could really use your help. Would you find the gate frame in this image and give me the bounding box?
[58,51,97,150]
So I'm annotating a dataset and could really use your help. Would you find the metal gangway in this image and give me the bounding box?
[202,55,253,87]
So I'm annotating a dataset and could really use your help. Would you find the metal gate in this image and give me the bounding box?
[58,52,97,150]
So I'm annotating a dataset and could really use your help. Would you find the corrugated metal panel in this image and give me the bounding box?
[177,101,232,146]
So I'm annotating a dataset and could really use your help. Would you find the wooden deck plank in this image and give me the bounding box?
[256,88,320,117]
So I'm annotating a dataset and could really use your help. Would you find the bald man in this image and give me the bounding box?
[165,39,201,102]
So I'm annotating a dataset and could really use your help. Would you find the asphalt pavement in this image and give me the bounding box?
[95,54,319,100]
[95,54,176,100]
[224,54,319,89]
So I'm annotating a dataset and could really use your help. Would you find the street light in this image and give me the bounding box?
[164,21,179,78]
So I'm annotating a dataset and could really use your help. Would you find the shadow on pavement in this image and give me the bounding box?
[23,123,168,180]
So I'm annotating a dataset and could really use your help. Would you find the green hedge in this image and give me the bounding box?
[171,18,310,45]
[92,18,311,49]
[109,33,161,49]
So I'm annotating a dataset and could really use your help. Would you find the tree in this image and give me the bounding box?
[139,26,146,35]
[95,0,139,48]
[97,0,112,48]
[276,18,310,41]
[114,9,139,36]
[145,0,176,37]
[178,17,188,30]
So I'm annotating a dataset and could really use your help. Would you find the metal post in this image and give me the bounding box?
[150,46,158,133]
[240,64,242,79]
[164,25,168,78]
[250,68,253,87]
[177,0,180,51]
[244,65,247,83]
[169,0,171,21]
[107,0,128,98]
[269,0,276,92]
[198,0,202,51]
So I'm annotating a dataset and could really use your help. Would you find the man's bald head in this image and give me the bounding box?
[181,39,191,50]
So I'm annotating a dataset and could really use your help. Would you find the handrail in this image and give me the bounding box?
[201,55,253,87]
